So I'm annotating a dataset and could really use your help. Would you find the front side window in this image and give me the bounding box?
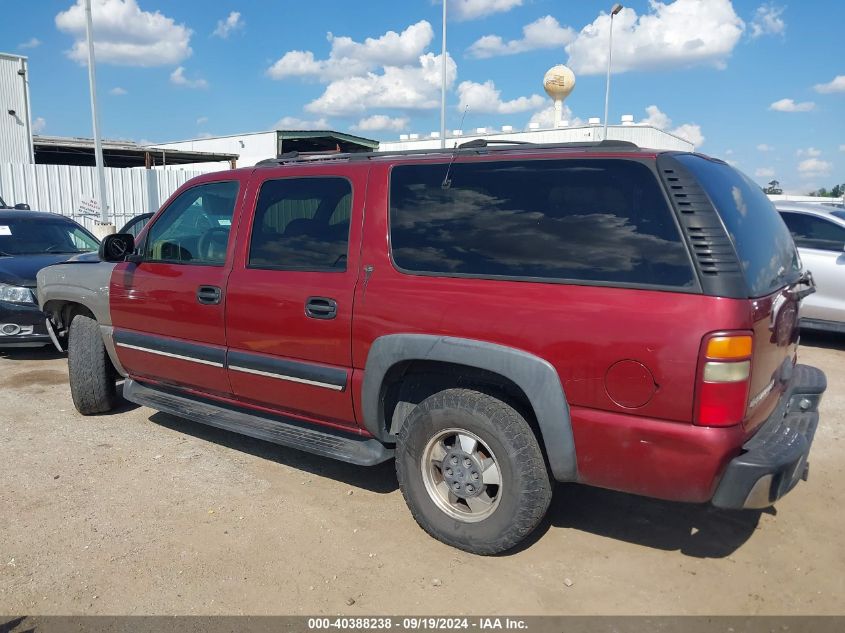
[780,212,845,252]
[248,177,351,272]
[389,159,695,288]
[0,217,99,255]
[144,181,239,265]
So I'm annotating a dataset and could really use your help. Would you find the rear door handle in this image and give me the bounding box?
[197,285,222,305]
[305,296,337,319]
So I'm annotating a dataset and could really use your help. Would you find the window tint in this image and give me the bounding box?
[389,159,695,287]
[780,212,845,251]
[144,181,239,265]
[249,177,351,272]
[675,155,801,297]
[0,217,99,255]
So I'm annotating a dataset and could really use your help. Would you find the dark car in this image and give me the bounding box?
[0,210,99,348]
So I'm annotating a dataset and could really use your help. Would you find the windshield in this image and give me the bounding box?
[0,217,100,255]
[675,154,801,297]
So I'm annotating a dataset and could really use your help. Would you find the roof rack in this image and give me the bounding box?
[254,139,641,167]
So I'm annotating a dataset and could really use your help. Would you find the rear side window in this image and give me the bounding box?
[675,155,801,297]
[248,177,351,272]
[389,159,695,288]
[780,212,845,251]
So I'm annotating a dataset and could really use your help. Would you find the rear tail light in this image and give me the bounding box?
[695,333,753,427]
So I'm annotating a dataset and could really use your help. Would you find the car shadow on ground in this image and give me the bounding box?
[147,411,399,494]
[146,409,768,557]
[800,329,845,351]
[511,483,769,558]
[0,346,64,361]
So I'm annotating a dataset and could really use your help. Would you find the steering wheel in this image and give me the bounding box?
[197,227,230,261]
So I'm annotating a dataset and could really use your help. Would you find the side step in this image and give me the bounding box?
[123,379,393,466]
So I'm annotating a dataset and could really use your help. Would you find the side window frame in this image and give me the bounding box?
[245,175,354,273]
[141,180,240,267]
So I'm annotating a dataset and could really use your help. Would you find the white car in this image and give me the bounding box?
[776,201,845,332]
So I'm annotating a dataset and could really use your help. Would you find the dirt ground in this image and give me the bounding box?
[1,334,844,616]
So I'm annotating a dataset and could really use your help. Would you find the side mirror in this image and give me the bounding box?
[13,203,30,210]
[99,233,136,262]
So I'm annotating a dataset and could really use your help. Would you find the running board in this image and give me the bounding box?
[123,379,393,466]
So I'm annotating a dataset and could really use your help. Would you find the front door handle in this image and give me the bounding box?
[197,285,222,305]
[305,296,337,319]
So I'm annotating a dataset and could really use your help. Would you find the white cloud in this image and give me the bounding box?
[528,104,583,129]
[725,148,734,155]
[213,11,244,38]
[55,0,192,67]
[798,158,832,177]
[457,80,545,114]
[352,115,410,132]
[196,116,209,125]
[448,0,523,21]
[756,143,773,152]
[769,98,815,112]
[19,37,41,49]
[797,148,821,158]
[267,21,433,81]
[638,105,705,146]
[750,3,785,38]
[169,66,208,89]
[305,52,457,116]
[32,117,47,134]
[109,86,127,95]
[755,167,775,178]
[467,15,575,58]
[840,145,845,152]
[814,75,845,94]
[565,0,744,75]
[274,115,330,129]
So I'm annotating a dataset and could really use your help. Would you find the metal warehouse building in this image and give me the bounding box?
[0,52,34,164]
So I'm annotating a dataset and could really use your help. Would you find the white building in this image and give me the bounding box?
[155,129,379,169]
[379,117,695,153]
[0,52,34,164]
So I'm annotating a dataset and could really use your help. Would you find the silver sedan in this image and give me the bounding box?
[776,201,845,333]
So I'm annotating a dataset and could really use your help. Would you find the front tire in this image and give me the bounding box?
[396,388,552,554]
[68,314,117,415]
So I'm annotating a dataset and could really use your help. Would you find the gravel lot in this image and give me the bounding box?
[1,334,844,615]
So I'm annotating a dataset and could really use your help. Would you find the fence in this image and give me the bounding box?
[0,163,203,231]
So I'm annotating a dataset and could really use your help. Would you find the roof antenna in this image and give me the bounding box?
[442,105,469,189]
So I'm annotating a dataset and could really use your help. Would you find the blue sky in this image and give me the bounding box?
[2,0,843,193]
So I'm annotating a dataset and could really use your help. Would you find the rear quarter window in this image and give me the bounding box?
[675,154,801,297]
[389,158,696,289]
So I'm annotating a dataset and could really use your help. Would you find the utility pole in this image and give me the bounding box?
[440,0,447,149]
[603,3,623,141]
[84,0,110,226]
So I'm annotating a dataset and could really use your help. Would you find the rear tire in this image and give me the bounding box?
[68,314,117,415]
[396,388,552,555]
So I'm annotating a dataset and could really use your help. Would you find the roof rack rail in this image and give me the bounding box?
[253,139,642,167]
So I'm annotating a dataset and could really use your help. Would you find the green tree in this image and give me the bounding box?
[763,180,783,195]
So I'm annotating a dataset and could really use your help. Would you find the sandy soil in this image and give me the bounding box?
[1,333,844,615]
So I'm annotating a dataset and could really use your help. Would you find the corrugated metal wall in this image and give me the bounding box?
[0,54,33,164]
[0,163,202,230]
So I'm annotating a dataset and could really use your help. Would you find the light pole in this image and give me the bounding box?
[440,0,447,149]
[84,0,109,225]
[603,3,623,141]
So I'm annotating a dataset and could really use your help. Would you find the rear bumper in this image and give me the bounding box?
[0,300,51,347]
[712,364,826,509]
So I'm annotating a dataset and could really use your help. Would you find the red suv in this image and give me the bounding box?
[37,141,825,554]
